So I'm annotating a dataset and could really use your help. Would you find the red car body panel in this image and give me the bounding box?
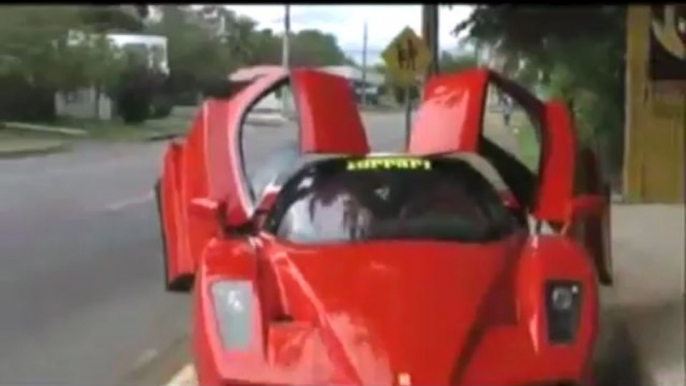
[156,66,612,385]
[408,70,576,225]
[408,69,488,154]
[292,70,370,155]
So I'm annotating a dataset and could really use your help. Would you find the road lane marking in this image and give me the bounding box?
[132,348,160,372]
[166,363,196,386]
[105,191,155,212]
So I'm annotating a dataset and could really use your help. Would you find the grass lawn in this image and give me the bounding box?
[0,128,71,158]
[52,113,192,141]
[514,119,540,171]
[484,109,541,172]
[0,127,68,140]
[1,106,196,142]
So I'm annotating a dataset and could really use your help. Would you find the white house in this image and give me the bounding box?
[55,32,168,121]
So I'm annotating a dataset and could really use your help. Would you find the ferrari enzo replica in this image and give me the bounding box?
[154,66,613,386]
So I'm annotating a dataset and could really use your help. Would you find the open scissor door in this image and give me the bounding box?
[408,68,612,283]
[205,67,369,227]
[408,68,573,224]
[161,67,369,290]
[569,143,614,284]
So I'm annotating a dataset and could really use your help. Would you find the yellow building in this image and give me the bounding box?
[624,6,685,203]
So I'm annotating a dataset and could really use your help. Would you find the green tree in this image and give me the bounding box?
[454,6,626,176]
[0,6,145,90]
[0,7,85,120]
[77,6,147,33]
[0,6,160,121]
[246,28,282,65]
[0,6,82,87]
[111,61,157,124]
[146,6,234,101]
[290,29,348,66]
[439,51,478,73]
[64,33,127,119]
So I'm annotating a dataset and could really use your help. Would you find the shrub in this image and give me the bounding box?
[109,63,174,124]
[0,75,56,122]
[110,63,156,124]
[150,94,174,119]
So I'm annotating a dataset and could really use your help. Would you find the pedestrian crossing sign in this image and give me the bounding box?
[381,27,432,86]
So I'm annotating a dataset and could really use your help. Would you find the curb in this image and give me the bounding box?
[245,116,287,127]
[144,133,184,142]
[0,141,72,159]
[2,121,87,136]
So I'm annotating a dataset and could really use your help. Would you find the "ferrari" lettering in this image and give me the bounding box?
[346,157,431,171]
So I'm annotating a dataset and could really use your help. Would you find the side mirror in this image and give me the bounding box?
[561,194,605,236]
[499,191,520,210]
[188,197,257,235]
[189,197,222,219]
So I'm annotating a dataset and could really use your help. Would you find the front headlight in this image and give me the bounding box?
[211,280,253,350]
[545,280,582,344]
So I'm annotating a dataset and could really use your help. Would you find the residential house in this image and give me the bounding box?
[54,32,168,121]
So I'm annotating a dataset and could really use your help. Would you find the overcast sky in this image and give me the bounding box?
[223,5,474,65]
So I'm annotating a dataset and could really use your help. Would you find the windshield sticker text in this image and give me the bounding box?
[346,158,432,171]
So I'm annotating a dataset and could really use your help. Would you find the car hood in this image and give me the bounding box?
[261,235,524,385]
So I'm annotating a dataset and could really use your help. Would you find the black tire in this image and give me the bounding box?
[154,179,193,292]
[597,186,614,286]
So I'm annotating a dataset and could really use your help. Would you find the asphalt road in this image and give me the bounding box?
[0,112,407,385]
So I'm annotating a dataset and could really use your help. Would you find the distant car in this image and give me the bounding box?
[350,80,379,105]
[355,85,379,105]
[154,67,617,385]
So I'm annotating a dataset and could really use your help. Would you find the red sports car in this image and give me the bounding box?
[154,67,614,385]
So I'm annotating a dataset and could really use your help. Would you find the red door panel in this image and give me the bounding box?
[533,101,577,223]
[204,69,290,226]
[178,112,217,277]
[409,69,581,228]
[201,67,371,226]
[159,142,191,288]
[291,69,370,155]
[574,146,614,284]
[408,68,488,155]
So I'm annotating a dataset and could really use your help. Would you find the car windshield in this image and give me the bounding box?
[266,156,519,244]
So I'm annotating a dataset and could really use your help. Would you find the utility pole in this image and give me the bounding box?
[421,5,440,79]
[361,21,368,106]
[282,4,290,69]
[281,4,291,116]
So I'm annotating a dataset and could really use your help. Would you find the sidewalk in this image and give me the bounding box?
[608,204,685,386]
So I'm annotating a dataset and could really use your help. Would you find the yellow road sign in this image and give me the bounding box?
[381,27,432,86]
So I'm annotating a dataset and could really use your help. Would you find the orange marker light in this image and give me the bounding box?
[397,372,412,385]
